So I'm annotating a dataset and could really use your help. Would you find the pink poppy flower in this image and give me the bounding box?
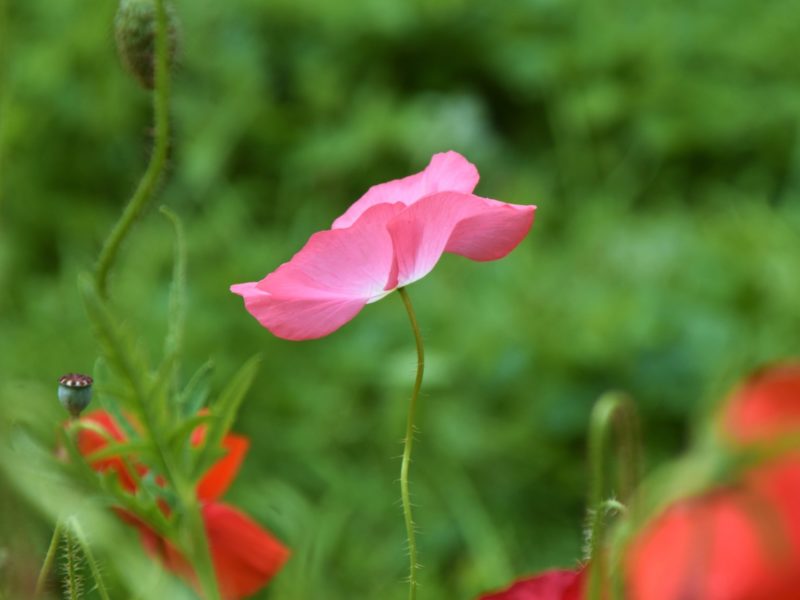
[478,568,586,600]
[231,151,536,340]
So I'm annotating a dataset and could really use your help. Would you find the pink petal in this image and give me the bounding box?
[231,203,404,340]
[332,151,480,229]
[386,192,535,289]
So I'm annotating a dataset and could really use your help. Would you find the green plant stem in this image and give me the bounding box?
[180,493,221,600]
[62,528,81,600]
[94,0,172,298]
[68,518,111,600]
[34,520,63,597]
[587,392,641,600]
[397,287,425,600]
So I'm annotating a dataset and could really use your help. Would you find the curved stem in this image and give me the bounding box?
[397,287,425,600]
[587,391,641,600]
[94,0,172,298]
[34,520,63,597]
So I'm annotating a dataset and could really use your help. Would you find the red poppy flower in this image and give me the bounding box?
[722,361,800,443]
[76,410,142,492]
[626,363,800,600]
[477,568,586,600]
[626,457,800,600]
[76,410,289,599]
[231,151,535,340]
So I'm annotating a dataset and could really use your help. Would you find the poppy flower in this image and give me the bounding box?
[478,568,586,600]
[76,410,289,599]
[626,364,800,600]
[231,151,536,340]
[722,361,800,443]
[625,458,800,600]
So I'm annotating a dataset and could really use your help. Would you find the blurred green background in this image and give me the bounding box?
[2,0,800,598]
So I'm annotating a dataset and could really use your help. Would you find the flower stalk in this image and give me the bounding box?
[398,287,425,600]
[95,0,172,297]
[34,519,63,597]
[586,391,641,600]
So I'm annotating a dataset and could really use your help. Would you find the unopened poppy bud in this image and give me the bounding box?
[58,373,93,418]
[114,0,180,89]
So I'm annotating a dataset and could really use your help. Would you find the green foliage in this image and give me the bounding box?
[2,0,800,598]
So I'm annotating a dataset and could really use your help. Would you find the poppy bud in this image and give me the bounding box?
[114,0,180,89]
[58,373,93,418]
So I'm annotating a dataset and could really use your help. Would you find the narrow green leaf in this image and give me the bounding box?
[83,440,154,463]
[167,412,215,469]
[179,359,214,417]
[192,356,260,479]
[160,206,186,390]
[149,350,178,424]
[78,274,150,413]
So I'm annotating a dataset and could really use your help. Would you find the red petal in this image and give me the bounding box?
[479,568,585,600]
[204,503,290,599]
[723,362,800,443]
[197,434,250,501]
[75,409,139,492]
[138,503,289,600]
[626,458,800,600]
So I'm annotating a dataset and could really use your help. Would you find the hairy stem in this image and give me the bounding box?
[94,0,172,297]
[62,529,83,600]
[397,287,425,600]
[34,520,63,597]
[587,391,641,600]
[68,518,111,600]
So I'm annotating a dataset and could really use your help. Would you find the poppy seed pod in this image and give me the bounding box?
[58,373,93,418]
[114,0,180,89]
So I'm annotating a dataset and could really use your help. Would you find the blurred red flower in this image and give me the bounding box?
[626,363,800,600]
[76,409,289,600]
[477,568,585,600]
[723,361,800,443]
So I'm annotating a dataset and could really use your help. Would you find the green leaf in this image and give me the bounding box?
[78,274,150,413]
[167,412,215,468]
[160,206,186,390]
[83,440,154,463]
[149,350,178,424]
[179,359,214,417]
[191,355,260,480]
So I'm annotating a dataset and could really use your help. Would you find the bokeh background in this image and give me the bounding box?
[2,0,800,598]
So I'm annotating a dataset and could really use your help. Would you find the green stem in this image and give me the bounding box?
[62,528,81,600]
[180,493,221,600]
[94,0,172,298]
[34,520,63,597]
[587,391,641,600]
[397,287,425,600]
[68,518,111,600]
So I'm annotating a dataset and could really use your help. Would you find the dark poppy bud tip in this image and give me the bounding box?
[58,373,93,418]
